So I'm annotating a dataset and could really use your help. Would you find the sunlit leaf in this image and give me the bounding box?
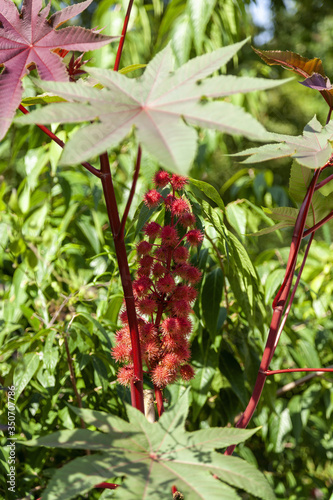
[22,391,275,500]
[0,0,116,140]
[17,39,289,172]
[232,116,333,169]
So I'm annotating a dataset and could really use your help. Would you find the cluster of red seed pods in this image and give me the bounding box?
[112,170,203,388]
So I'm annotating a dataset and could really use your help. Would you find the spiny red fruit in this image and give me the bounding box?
[144,221,161,239]
[171,198,190,215]
[186,229,204,247]
[154,170,171,187]
[144,189,162,208]
[114,169,202,389]
[180,364,195,381]
[161,225,179,246]
[170,174,188,190]
[137,241,152,255]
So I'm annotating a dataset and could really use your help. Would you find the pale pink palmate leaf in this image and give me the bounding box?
[0,0,116,140]
[17,39,291,173]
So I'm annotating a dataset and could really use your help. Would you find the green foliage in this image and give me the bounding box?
[1,1,333,499]
[233,115,333,169]
[22,391,275,500]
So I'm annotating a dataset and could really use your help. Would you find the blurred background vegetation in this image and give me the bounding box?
[0,1,332,498]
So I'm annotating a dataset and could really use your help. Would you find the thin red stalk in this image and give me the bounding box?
[119,145,142,239]
[273,233,314,351]
[225,169,321,456]
[315,172,333,191]
[265,368,333,375]
[105,0,145,411]
[113,0,134,72]
[272,168,321,309]
[18,104,102,178]
[94,483,119,489]
[154,386,165,416]
[303,209,333,237]
[100,152,144,413]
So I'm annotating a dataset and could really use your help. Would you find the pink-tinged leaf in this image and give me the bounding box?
[19,41,288,172]
[300,73,332,91]
[253,48,325,78]
[253,47,333,108]
[0,0,117,140]
[48,0,93,28]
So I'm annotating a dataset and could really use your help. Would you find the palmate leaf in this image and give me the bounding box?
[252,161,333,236]
[232,116,333,169]
[22,391,275,500]
[17,38,290,173]
[0,0,116,140]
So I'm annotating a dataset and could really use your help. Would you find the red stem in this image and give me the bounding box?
[154,386,165,416]
[100,152,144,413]
[113,0,134,72]
[272,168,321,309]
[225,168,322,456]
[315,171,333,191]
[106,0,144,412]
[18,104,102,178]
[94,482,119,489]
[119,145,142,239]
[303,209,333,237]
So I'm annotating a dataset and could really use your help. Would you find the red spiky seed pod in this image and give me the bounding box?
[154,170,171,187]
[144,189,162,208]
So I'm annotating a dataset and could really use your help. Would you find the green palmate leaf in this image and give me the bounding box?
[233,115,333,169]
[17,39,288,172]
[23,391,275,500]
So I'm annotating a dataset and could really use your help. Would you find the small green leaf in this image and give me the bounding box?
[189,177,225,211]
[21,93,67,106]
[13,352,40,402]
[119,63,147,74]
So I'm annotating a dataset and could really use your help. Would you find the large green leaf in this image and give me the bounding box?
[191,337,218,420]
[201,267,224,338]
[233,116,333,169]
[17,40,288,172]
[22,391,275,500]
